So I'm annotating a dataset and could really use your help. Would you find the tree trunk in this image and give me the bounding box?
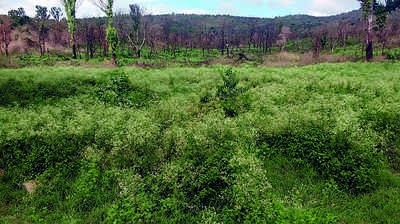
[149,47,153,59]
[112,53,117,65]
[39,36,43,57]
[86,43,90,59]
[382,41,386,56]
[43,39,46,56]
[72,43,77,59]
[343,35,347,52]
[366,4,374,61]
[90,47,94,59]
[5,44,9,57]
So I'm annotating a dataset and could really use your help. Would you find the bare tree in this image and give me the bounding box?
[337,20,349,52]
[312,28,326,58]
[376,22,392,55]
[220,21,226,55]
[128,4,146,58]
[35,5,50,57]
[0,17,12,56]
[50,7,64,46]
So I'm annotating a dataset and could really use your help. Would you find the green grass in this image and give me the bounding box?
[0,63,399,223]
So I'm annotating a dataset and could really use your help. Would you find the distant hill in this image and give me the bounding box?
[136,10,364,34]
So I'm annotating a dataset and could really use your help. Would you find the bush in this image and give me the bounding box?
[258,122,382,194]
[17,54,54,67]
[361,111,400,171]
[104,128,237,223]
[176,135,234,208]
[386,49,400,61]
[69,157,119,212]
[216,68,250,117]
[0,77,96,107]
[1,133,94,182]
[96,70,156,108]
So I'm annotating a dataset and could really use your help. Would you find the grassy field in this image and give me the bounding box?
[0,63,399,223]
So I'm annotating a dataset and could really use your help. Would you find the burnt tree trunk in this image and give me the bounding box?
[366,4,374,61]
[72,43,77,59]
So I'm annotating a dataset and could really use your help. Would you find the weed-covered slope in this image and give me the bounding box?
[0,63,399,223]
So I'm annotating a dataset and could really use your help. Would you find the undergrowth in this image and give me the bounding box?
[0,63,399,223]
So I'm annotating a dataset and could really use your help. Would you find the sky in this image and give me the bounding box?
[0,0,361,18]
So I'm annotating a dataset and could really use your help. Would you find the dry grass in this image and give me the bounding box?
[0,56,20,68]
[262,51,299,67]
[261,51,357,67]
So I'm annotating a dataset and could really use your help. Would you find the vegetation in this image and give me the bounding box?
[1,2,400,223]
[1,63,399,223]
[1,4,400,64]
[61,0,79,59]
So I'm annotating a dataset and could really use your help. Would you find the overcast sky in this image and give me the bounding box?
[0,0,360,18]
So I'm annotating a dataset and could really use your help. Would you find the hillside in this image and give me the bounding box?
[141,10,363,33]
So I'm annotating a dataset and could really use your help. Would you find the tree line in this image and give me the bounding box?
[1,1,400,63]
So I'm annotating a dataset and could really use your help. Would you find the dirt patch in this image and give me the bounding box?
[23,181,38,194]
[263,51,300,67]
[0,169,4,176]
[130,61,155,68]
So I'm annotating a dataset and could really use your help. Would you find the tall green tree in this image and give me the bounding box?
[358,0,400,61]
[61,0,79,59]
[94,0,119,65]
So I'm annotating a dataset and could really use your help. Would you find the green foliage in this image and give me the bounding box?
[96,70,155,108]
[62,0,77,57]
[258,122,383,193]
[386,48,400,61]
[0,76,95,107]
[7,7,31,27]
[216,68,250,117]
[361,110,400,171]
[174,134,235,208]
[1,133,92,182]
[69,154,119,212]
[0,64,400,223]
[106,25,119,58]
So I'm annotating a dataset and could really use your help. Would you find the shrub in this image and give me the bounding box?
[96,70,156,108]
[104,129,237,223]
[216,68,250,117]
[17,54,54,67]
[361,111,400,171]
[177,135,234,208]
[0,77,96,107]
[69,157,119,212]
[386,49,400,61]
[258,122,382,194]
[200,91,213,103]
[0,131,99,183]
